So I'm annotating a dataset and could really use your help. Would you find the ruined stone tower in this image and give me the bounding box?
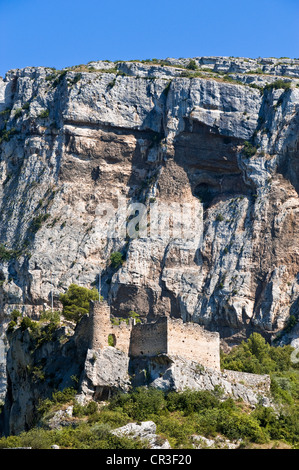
[89,300,112,350]
[89,300,133,354]
[88,300,221,370]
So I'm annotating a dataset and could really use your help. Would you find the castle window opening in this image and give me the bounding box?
[108,334,116,347]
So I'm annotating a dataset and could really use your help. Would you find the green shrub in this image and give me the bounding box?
[30,213,50,233]
[242,141,257,158]
[163,81,171,97]
[39,109,49,119]
[45,73,57,81]
[72,73,82,85]
[10,309,22,322]
[128,310,141,323]
[40,310,60,323]
[59,283,99,322]
[108,387,166,421]
[52,70,67,87]
[216,213,224,222]
[0,428,54,449]
[110,251,124,268]
[0,243,14,261]
[166,389,219,414]
[20,316,37,332]
[14,108,23,119]
[107,77,117,90]
[221,332,296,375]
[73,400,98,417]
[186,59,198,70]
[264,80,291,91]
[0,127,17,144]
[7,320,17,333]
[0,107,11,117]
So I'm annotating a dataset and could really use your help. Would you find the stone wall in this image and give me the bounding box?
[167,319,220,370]
[89,301,221,370]
[130,318,168,357]
[223,369,271,394]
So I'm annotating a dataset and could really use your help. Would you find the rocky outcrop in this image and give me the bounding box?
[0,315,89,435]
[79,347,131,401]
[78,347,271,408]
[111,421,171,449]
[192,434,240,449]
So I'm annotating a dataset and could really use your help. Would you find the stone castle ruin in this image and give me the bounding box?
[89,300,221,370]
[80,300,271,406]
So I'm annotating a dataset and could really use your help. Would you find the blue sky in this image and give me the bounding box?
[0,0,299,76]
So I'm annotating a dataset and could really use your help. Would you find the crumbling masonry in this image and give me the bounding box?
[89,301,221,370]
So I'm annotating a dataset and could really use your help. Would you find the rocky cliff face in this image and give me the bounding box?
[0,56,299,349]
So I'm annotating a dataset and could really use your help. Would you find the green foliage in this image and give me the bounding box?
[20,316,37,332]
[71,73,82,85]
[0,428,55,449]
[221,332,294,374]
[282,315,298,334]
[40,310,60,323]
[180,70,205,79]
[39,109,49,119]
[264,79,291,91]
[22,102,30,111]
[215,213,224,222]
[10,309,21,322]
[52,70,67,87]
[108,333,115,346]
[128,310,141,323]
[0,244,14,261]
[2,382,299,448]
[14,108,23,119]
[30,213,50,233]
[7,320,17,333]
[13,311,61,351]
[107,386,286,447]
[0,107,11,117]
[6,309,22,332]
[165,389,220,414]
[45,73,57,81]
[108,387,166,421]
[243,141,257,157]
[186,59,198,70]
[0,127,17,144]
[59,283,99,322]
[0,244,23,261]
[107,77,117,90]
[163,81,172,97]
[38,387,77,417]
[110,251,124,268]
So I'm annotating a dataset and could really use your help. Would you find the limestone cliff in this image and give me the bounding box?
[0,56,299,350]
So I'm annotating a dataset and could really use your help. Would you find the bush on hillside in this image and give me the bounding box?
[59,283,99,323]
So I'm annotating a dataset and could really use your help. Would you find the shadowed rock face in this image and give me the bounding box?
[0,58,298,350]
